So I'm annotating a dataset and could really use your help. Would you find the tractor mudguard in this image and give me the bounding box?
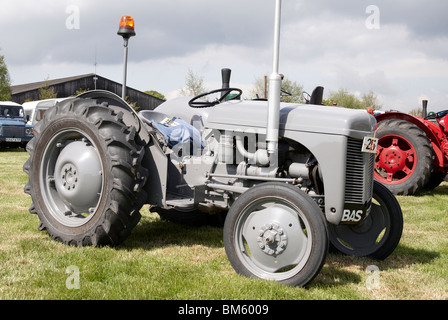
[76,89,168,207]
[76,90,150,144]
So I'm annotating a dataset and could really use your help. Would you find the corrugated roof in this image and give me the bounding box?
[11,74,97,94]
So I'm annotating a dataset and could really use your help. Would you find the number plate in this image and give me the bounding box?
[5,138,21,142]
[361,136,378,153]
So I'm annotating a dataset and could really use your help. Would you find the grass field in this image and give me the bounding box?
[0,148,447,300]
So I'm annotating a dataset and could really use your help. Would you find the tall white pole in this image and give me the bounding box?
[117,16,136,100]
[271,0,281,75]
[266,0,282,159]
[122,39,129,100]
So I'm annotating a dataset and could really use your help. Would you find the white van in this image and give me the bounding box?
[23,98,69,125]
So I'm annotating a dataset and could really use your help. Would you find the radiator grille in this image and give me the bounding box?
[345,138,375,204]
[2,126,24,137]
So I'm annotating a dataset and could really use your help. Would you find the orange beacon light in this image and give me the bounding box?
[117,15,136,39]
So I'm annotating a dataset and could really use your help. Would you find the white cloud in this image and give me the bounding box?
[2,0,448,114]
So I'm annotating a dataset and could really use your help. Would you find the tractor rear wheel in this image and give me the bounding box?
[374,119,434,195]
[23,98,147,246]
[425,170,446,190]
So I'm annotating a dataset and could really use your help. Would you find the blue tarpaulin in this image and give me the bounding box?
[151,117,204,149]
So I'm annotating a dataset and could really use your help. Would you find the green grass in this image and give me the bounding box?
[0,148,447,300]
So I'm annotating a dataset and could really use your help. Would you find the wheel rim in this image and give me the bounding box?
[234,197,313,281]
[374,134,417,184]
[328,195,391,256]
[40,129,104,227]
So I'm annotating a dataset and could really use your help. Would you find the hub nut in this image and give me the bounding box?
[257,223,288,255]
[60,164,78,191]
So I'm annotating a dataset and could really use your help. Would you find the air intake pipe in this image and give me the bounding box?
[265,0,282,162]
[229,0,283,168]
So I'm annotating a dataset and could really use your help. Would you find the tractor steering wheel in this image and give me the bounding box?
[188,88,242,108]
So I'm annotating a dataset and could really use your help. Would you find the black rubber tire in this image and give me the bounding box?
[23,98,147,246]
[223,183,328,287]
[328,181,403,260]
[375,119,434,195]
[425,170,446,190]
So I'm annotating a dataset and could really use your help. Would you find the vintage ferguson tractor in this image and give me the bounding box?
[23,0,403,287]
[372,100,448,195]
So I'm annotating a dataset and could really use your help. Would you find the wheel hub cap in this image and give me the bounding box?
[375,135,416,183]
[379,145,408,174]
[257,223,288,255]
[240,203,310,274]
[54,141,103,213]
[60,164,78,190]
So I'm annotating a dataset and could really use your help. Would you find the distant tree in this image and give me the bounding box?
[250,75,305,103]
[125,96,139,112]
[281,78,305,103]
[179,69,206,96]
[361,90,382,110]
[75,88,89,95]
[145,90,166,101]
[250,76,268,100]
[323,88,361,109]
[0,51,11,101]
[323,88,382,110]
[39,77,57,100]
[408,108,422,116]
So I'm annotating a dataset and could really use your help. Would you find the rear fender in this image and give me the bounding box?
[77,90,165,206]
[77,90,150,143]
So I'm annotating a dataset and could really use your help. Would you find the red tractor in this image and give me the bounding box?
[372,100,448,195]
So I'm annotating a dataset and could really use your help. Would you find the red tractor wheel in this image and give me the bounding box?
[374,119,434,195]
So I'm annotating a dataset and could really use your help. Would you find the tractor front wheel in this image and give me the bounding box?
[328,181,403,260]
[223,183,328,287]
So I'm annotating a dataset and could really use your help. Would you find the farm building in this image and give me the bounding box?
[10,73,164,111]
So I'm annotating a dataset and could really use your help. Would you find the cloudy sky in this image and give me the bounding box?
[1,0,448,113]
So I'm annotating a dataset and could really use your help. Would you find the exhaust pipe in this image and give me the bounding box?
[231,0,282,168]
[266,0,282,159]
[422,100,428,118]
